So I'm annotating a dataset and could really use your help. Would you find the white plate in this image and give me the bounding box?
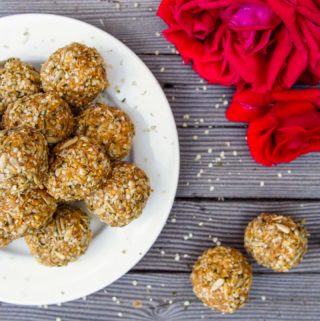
[0,14,179,305]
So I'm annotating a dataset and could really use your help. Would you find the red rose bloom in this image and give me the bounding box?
[158,0,320,92]
[226,88,320,166]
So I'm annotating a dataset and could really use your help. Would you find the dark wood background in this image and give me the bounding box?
[0,1,319,320]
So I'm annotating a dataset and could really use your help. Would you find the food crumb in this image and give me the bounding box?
[132,300,142,309]
[175,253,180,261]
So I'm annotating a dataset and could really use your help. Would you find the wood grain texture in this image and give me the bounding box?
[177,127,320,198]
[1,273,320,321]
[135,200,320,272]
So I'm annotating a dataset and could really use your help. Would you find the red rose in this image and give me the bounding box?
[157,0,320,92]
[226,88,320,166]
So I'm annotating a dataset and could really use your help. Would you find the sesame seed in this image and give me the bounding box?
[184,301,190,306]
[260,181,265,187]
[261,296,266,301]
[278,173,282,178]
[155,32,161,37]
[183,114,190,120]
[160,67,165,72]
[175,253,180,261]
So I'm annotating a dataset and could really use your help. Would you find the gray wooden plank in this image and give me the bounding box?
[135,200,320,273]
[177,127,320,199]
[0,272,319,321]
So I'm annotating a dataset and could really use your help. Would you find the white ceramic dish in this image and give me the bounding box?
[0,14,179,305]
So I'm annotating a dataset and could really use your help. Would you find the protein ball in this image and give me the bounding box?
[85,162,151,227]
[3,92,74,144]
[0,127,48,193]
[25,205,91,266]
[46,136,111,202]
[244,213,308,272]
[77,103,135,160]
[191,246,252,314]
[40,42,108,108]
[0,58,41,113]
[0,189,57,248]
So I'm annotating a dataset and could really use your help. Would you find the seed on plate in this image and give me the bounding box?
[191,246,252,314]
[0,58,41,113]
[244,213,308,272]
[40,42,108,108]
[0,127,48,193]
[25,205,92,267]
[3,92,74,144]
[46,136,111,202]
[85,162,151,227]
[76,103,135,160]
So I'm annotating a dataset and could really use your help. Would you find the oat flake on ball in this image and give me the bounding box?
[0,189,56,248]
[0,58,41,113]
[191,246,252,314]
[85,162,151,227]
[40,42,108,108]
[77,103,135,160]
[25,205,91,267]
[0,127,48,193]
[244,213,308,272]
[46,136,111,202]
[3,92,74,144]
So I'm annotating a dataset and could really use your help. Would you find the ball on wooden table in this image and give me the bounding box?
[40,42,108,108]
[191,246,252,314]
[244,213,308,272]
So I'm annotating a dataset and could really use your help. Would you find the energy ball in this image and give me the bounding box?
[0,58,41,113]
[46,136,111,202]
[40,42,108,108]
[244,213,308,272]
[0,189,56,248]
[76,103,135,160]
[191,246,252,314]
[85,162,151,227]
[0,127,48,193]
[25,205,91,266]
[3,92,74,144]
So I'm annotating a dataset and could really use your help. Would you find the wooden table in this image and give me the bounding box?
[1,1,320,320]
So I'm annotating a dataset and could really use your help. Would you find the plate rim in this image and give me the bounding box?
[0,13,180,305]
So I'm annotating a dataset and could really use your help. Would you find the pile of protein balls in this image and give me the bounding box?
[0,42,151,266]
[191,213,308,314]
